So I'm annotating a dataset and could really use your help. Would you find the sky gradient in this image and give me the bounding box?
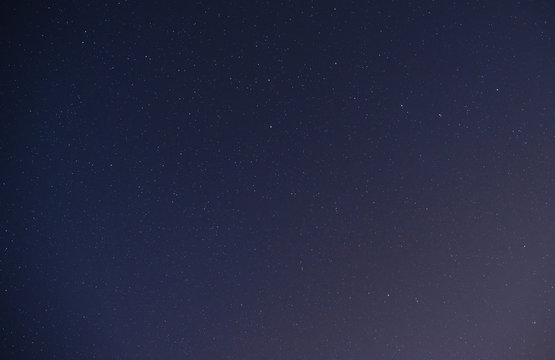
[1,1,554,359]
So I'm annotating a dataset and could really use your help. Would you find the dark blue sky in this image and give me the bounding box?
[1,1,554,359]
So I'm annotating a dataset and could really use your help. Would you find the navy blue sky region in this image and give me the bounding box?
[1,1,554,359]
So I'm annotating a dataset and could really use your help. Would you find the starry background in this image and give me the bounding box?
[1,0,554,359]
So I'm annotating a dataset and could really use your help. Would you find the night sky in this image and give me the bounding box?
[1,1,554,359]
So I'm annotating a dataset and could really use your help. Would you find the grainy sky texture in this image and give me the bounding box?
[1,1,554,359]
